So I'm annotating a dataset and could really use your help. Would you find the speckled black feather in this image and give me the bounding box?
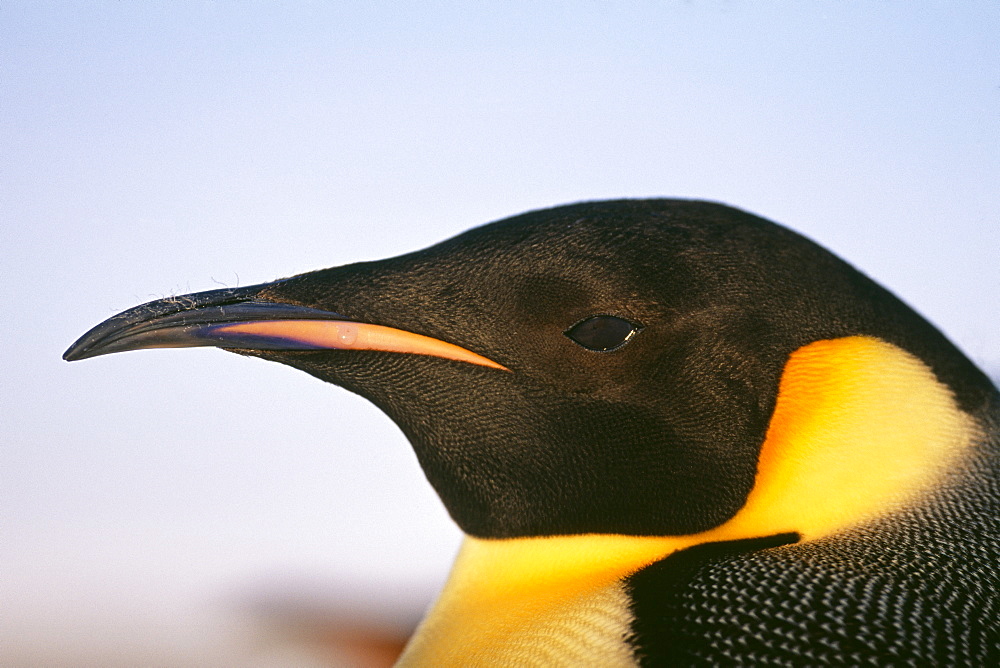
[627,409,1000,666]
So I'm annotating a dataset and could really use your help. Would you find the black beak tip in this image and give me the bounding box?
[60,282,363,364]
[62,285,277,363]
[63,326,121,362]
[63,339,94,362]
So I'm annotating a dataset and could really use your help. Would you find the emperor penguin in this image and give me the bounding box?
[65,199,999,665]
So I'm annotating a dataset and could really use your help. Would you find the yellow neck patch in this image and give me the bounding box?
[398,336,979,666]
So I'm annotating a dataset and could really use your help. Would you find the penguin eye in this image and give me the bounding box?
[564,315,642,352]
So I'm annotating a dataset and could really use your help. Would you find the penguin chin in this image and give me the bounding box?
[248,347,760,539]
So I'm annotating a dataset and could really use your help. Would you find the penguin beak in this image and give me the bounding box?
[63,284,507,371]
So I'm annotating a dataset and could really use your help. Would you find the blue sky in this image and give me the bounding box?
[3,2,998,665]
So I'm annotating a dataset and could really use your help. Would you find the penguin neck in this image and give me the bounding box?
[398,336,979,666]
[396,533,688,666]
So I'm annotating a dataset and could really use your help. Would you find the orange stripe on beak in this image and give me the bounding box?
[212,320,509,371]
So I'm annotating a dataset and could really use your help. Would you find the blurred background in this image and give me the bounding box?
[3,2,998,666]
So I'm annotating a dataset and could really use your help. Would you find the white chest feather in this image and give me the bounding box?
[397,574,637,667]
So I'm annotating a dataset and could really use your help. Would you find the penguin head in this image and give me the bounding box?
[64,200,994,539]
